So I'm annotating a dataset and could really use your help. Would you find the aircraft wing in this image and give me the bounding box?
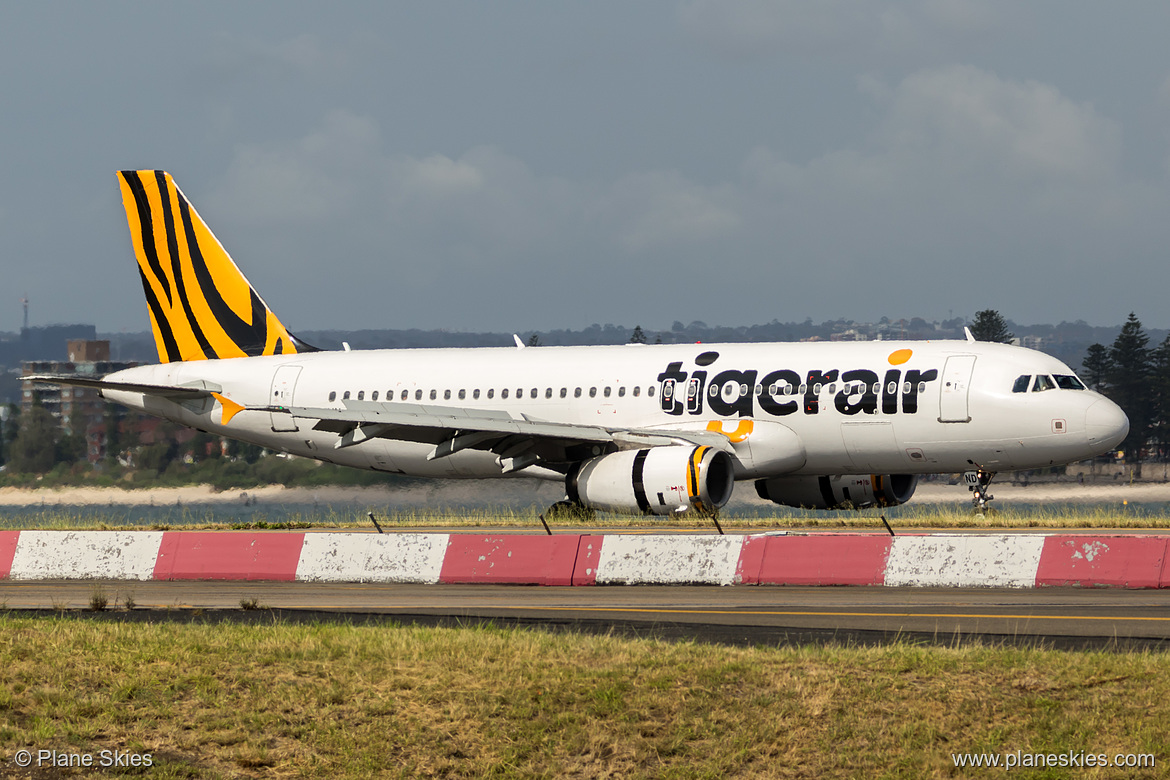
[288,399,734,472]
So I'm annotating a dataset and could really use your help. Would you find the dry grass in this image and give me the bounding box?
[0,616,1166,778]
[0,504,1168,533]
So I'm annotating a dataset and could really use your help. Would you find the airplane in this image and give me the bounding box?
[25,171,1129,519]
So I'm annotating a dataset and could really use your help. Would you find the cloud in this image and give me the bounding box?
[209,110,380,223]
[606,171,742,252]
[195,66,1168,331]
[678,0,1004,60]
[875,65,1121,182]
[207,33,347,83]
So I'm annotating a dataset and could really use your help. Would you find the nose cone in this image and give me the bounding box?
[1085,398,1129,451]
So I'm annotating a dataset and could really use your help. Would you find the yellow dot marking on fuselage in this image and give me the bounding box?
[888,349,913,365]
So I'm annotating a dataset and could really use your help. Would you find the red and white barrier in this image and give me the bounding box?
[1,530,1169,588]
[296,533,449,584]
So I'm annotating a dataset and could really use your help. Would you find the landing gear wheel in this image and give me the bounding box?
[966,468,997,514]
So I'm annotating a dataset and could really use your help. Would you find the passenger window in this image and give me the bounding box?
[589,387,597,398]
[574,387,582,398]
[1032,375,1055,392]
[828,384,837,395]
[414,389,422,400]
[473,389,480,400]
[560,388,567,398]
[430,389,438,400]
[1012,375,1031,393]
[357,391,365,401]
[530,388,538,399]
[502,389,509,399]
[604,387,612,398]
[1054,374,1086,390]
[487,389,494,399]
[343,391,351,400]
[648,386,655,397]
[459,389,466,400]
[328,391,337,402]
[545,388,552,399]
[443,389,451,400]
[517,388,523,398]
[401,389,408,401]
[618,386,626,397]
[633,386,640,397]
[371,391,378,401]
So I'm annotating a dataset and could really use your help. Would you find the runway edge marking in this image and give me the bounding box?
[1,531,1170,588]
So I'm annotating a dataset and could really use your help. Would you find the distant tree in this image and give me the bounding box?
[1081,343,1112,392]
[526,333,542,347]
[1150,335,1170,462]
[189,431,221,462]
[629,325,647,344]
[8,402,59,474]
[0,404,13,467]
[969,310,1015,344]
[138,439,178,473]
[1108,312,1152,475]
[56,403,88,465]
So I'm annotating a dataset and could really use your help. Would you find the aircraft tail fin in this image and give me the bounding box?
[117,170,313,363]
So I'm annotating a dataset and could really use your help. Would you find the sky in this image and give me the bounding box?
[2,1,1170,335]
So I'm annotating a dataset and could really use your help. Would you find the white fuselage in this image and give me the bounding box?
[101,339,1129,482]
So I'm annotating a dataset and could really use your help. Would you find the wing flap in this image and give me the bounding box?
[289,399,736,460]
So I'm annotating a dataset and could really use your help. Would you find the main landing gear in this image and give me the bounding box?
[964,465,996,514]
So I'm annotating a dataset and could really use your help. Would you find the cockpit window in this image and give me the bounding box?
[1032,375,1056,392]
[1054,374,1086,390]
[1012,375,1031,393]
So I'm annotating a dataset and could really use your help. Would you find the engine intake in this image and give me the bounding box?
[568,445,734,516]
[755,474,918,510]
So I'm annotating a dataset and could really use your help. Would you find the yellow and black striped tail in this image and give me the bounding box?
[118,170,311,363]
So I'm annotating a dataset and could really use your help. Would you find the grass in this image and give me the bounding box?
[1,503,1170,533]
[0,615,1165,778]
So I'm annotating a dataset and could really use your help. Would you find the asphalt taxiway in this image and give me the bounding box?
[3,581,1169,651]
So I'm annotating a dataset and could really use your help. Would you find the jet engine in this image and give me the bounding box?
[567,445,734,516]
[755,474,918,510]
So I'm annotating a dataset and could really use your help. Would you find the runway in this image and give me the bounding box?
[3,580,1169,651]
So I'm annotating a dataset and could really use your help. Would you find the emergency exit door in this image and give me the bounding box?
[269,365,302,432]
[938,355,976,423]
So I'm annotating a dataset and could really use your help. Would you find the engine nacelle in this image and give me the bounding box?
[755,474,918,510]
[568,445,734,516]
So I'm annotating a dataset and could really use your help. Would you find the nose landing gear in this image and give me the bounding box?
[964,466,996,514]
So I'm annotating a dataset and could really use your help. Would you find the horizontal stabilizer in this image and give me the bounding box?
[21,374,216,400]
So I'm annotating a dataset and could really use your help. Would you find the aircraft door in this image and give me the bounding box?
[269,365,302,432]
[938,355,976,423]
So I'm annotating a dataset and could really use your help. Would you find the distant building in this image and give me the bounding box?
[21,339,138,462]
[0,324,97,366]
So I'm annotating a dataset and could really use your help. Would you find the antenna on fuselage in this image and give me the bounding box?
[964,327,975,343]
